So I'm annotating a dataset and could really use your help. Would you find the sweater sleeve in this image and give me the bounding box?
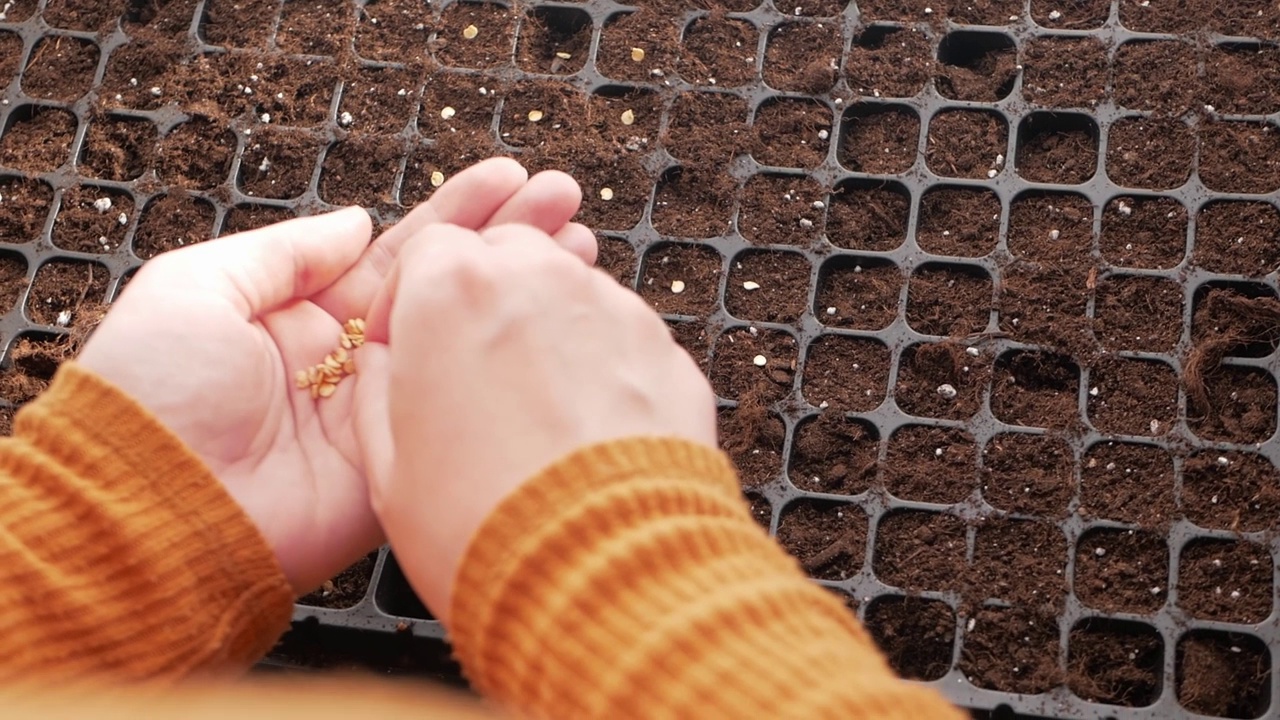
[450,438,965,720]
[0,362,294,683]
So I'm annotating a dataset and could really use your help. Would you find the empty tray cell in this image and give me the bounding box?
[1021,37,1107,109]
[374,551,433,620]
[1086,357,1178,438]
[663,91,749,164]
[679,15,757,88]
[51,185,134,254]
[277,0,350,56]
[1106,116,1195,191]
[997,261,1093,350]
[1199,121,1280,195]
[0,251,26,313]
[132,193,216,259]
[221,204,296,236]
[960,605,1063,695]
[776,498,867,581]
[864,596,956,682]
[725,249,811,324]
[1099,195,1187,270]
[935,31,1016,103]
[319,135,405,207]
[595,236,637,286]
[354,0,429,63]
[1177,631,1271,719]
[239,128,324,199]
[1177,538,1273,624]
[21,36,99,102]
[1190,284,1280,360]
[1204,42,1280,116]
[1080,442,1174,528]
[1007,191,1092,263]
[1076,527,1169,614]
[845,25,932,99]
[1015,113,1098,185]
[0,106,76,173]
[751,98,831,169]
[738,173,825,247]
[418,71,496,140]
[1114,40,1201,114]
[156,117,237,191]
[788,412,878,496]
[905,264,992,337]
[1188,365,1277,444]
[517,6,591,75]
[709,327,798,402]
[874,510,967,592]
[1195,201,1280,276]
[639,242,722,316]
[499,81,585,147]
[826,179,908,252]
[916,186,999,258]
[80,115,156,182]
[651,166,735,238]
[1092,275,1184,354]
[596,11,680,83]
[1182,451,1280,534]
[434,2,515,69]
[339,65,420,135]
[814,256,901,331]
[972,519,1067,608]
[883,425,977,504]
[26,259,109,327]
[668,319,711,373]
[763,21,840,94]
[981,432,1075,517]
[926,110,1007,179]
[838,103,920,175]
[297,552,377,610]
[587,87,662,146]
[718,405,785,489]
[0,176,53,242]
[1067,619,1163,708]
[1,334,70,405]
[895,341,992,421]
[802,334,889,412]
[991,351,1080,430]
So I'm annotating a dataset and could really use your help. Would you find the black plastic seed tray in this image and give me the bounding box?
[1,1,1279,718]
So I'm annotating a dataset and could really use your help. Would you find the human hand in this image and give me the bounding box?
[354,223,718,623]
[77,159,596,594]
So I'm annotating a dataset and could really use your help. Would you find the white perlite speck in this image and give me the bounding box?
[826,306,837,315]
[1094,547,1106,557]
[743,281,761,291]
[56,310,71,327]
[937,383,958,399]
[1048,9,1062,19]
[965,347,980,357]
[93,197,113,213]
[1217,456,1231,467]
[798,218,814,229]
[118,212,129,225]
[1117,201,1133,216]
[1048,229,1060,240]
[338,111,354,128]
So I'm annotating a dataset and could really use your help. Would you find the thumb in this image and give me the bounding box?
[354,340,395,511]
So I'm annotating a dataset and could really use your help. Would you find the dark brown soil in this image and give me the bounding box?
[133,193,216,259]
[0,177,53,241]
[651,167,735,238]
[27,260,109,327]
[1079,442,1175,529]
[1114,41,1201,115]
[319,135,405,208]
[853,0,932,21]
[1007,192,1092,264]
[433,3,516,70]
[1195,201,1280,276]
[846,26,932,98]
[752,99,830,169]
[839,105,920,175]
[949,0,1022,24]
[1076,528,1168,614]
[1176,633,1271,719]
[278,0,351,56]
[788,412,877,495]
[22,36,99,102]
[43,0,120,31]
[1099,195,1188,270]
[719,403,785,489]
[971,519,1066,610]
[1187,365,1277,444]
[668,319,711,373]
[239,128,324,199]
[1204,43,1280,116]
[0,253,27,313]
[680,15,757,88]
[990,351,1080,429]
[762,22,840,94]
[1200,121,1280,195]
[825,181,908,252]
[746,493,771,529]
[596,10,681,83]
[1016,114,1098,185]
[815,258,901,331]
[926,110,1007,179]
[1106,116,1195,191]
[916,187,999,257]
[1092,275,1183,354]
[1021,37,1107,108]
[51,186,134,254]
[725,250,810,324]
[595,236,637,286]
[1117,0,1199,33]
[776,498,867,581]
[894,342,991,421]
[865,596,955,682]
[773,0,844,17]
[737,173,825,247]
[709,327,797,402]
[935,33,1016,103]
[339,65,419,135]
[998,260,1095,352]
[883,425,976,504]
[1,334,71,404]
[639,242,722,316]
[663,92,749,165]
[157,117,237,191]
[0,107,77,173]
[354,0,429,63]
[0,33,21,86]
[202,0,275,47]
[517,7,590,75]
[981,432,1075,517]
[960,606,1063,694]
[802,334,889,411]
[418,72,495,141]
[297,553,377,610]
[221,204,296,236]
[81,116,157,182]
[874,510,967,592]
[1087,357,1178,438]
[1177,539,1273,624]
[1181,451,1280,533]
[1067,621,1163,708]
[905,265,992,337]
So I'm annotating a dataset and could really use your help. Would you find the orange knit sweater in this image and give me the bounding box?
[0,363,963,719]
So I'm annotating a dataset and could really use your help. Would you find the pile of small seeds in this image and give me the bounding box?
[295,318,366,399]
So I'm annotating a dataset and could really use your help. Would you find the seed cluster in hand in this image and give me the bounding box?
[294,318,366,399]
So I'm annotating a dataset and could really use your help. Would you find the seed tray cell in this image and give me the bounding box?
[1,2,1280,717]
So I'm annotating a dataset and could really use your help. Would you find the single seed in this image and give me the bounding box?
[555,51,572,59]
[742,281,761,291]
[430,171,445,187]
[528,109,545,122]
[295,370,310,389]
[462,24,479,39]
[630,47,646,62]
[752,355,768,367]
[441,106,457,119]
[599,187,615,201]
[317,383,338,398]
[620,109,635,125]
[670,280,686,294]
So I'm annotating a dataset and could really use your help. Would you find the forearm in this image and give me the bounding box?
[450,438,964,719]
[0,363,293,683]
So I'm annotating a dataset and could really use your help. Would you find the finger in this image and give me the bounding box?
[552,223,599,265]
[484,170,583,234]
[138,206,372,320]
[354,341,395,501]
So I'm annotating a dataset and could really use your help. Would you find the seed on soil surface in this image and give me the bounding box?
[743,281,761,290]
[555,52,572,60]
[620,109,635,126]
[462,24,479,39]
[631,47,646,62]
[430,171,445,187]
[670,279,686,294]
[441,106,456,120]
[527,109,544,122]
[1216,456,1230,467]
[599,187,614,200]
[753,354,768,367]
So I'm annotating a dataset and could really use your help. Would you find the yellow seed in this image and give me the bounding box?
[307,367,323,385]
[324,356,342,371]
[555,51,572,59]
[340,334,354,350]
[310,384,321,400]
[630,47,645,62]
[527,109,544,122]
[462,24,479,39]
[332,347,349,364]
[430,171,445,187]
[342,360,356,374]
[670,280,686,294]
[753,355,768,367]
[620,109,635,125]
[295,370,310,389]
[440,106,456,120]
[599,187,614,201]
[317,383,338,398]
[347,318,366,333]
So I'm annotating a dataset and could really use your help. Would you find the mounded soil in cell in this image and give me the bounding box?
[1031,0,1110,29]
[1106,116,1194,191]
[935,38,1016,103]
[639,243,722,316]
[1021,37,1107,108]
[719,402,785,489]
[0,177,53,242]
[51,186,134,254]
[1092,275,1183,354]
[668,319,711,373]
[926,110,1006,179]
[883,425,976,504]
[43,0,121,31]
[815,259,901,331]
[725,251,810,324]
[802,334,889,411]
[679,15,757,88]
[776,498,867,581]
[1204,43,1280,116]
[1016,119,1098,185]
[133,194,216,259]
[1176,633,1271,720]
[874,510,967,592]
[845,26,932,98]
[1198,121,1280,195]
[1181,451,1280,534]
[947,0,1022,24]
[709,327,798,402]
[960,606,1063,695]
[916,187,999,258]
[825,183,908,252]
[1,335,72,404]
[1114,41,1201,115]
[737,174,825,247]
[21,37,99,102]
[1067,622,1163,708]
[894,342,991,421]
[864,597,955,682]
[788,412,877,495]
[298,554,377,610]
[1099,196,1187,270]
[1187,365,1277,444]
[1075,528,1169,614]
[773,0,844,17]
[1079,443,1175,530]
[971,519,1066,610]
[981,432,1075,518]
[82,116,157,182]
[1177,539,1273,624]
[0,108,77,173]
[762,22,840,94]
[354,0,430,63]
[26,260,109,327]
[905,266,992,337]
[840,106,920,175]
[338,65,419,135]
[417,71,495,141]
[157,117,237,191]
[1086,357,1178,438]
[990,351,1081,429]
[1195,201,1280,276]
[752,99,831,169]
